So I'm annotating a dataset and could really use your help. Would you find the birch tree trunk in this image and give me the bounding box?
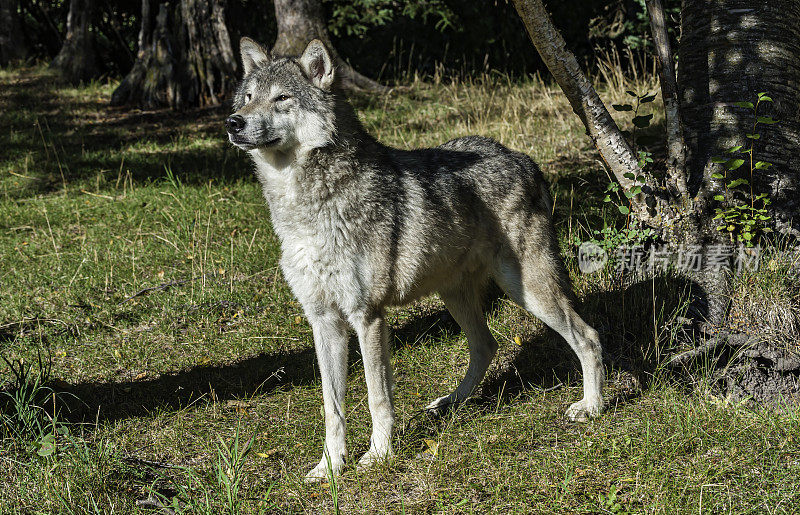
[50,0,98,83]
[646,0,688,202]
[511,0,654,221]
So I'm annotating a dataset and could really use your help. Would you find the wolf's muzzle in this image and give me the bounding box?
[225,115,246,134]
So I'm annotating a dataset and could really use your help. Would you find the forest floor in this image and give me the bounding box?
[0,65,799,513]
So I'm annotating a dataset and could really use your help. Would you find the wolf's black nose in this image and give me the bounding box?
[226,115,246,133]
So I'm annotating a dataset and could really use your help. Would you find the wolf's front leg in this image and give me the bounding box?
[305,310,350,481]
[350,310,395,469]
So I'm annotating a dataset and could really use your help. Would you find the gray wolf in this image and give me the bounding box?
[226,38,605,480]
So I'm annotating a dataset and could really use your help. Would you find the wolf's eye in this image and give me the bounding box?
[274,94,291,102]
[245,93,252,102]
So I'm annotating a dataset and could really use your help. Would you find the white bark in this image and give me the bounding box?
[646,0,689,202]
[511,0,645,200]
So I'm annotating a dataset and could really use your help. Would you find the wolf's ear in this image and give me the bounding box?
[298,39,335,91]
[240,37,270,75]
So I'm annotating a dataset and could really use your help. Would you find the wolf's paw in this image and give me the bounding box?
[356,447,394,471]
[304,458,344,483]
[425,394,457,413]
[565,398,603,422]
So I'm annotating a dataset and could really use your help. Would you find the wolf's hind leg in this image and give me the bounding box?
[426,280,498,412]
[494,257,604,421]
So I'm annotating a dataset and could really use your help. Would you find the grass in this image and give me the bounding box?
[0,64,798,513]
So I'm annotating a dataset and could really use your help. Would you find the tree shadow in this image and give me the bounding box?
[51,271,704,436]
[0,67,250,200]
[396,273,705,446]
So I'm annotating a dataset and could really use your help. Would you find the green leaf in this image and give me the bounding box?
[630,186,642,195]
[603,195,612,202]
[36,435,56,457]
[733,101,754,108]
[754,161,772,169]
[726,145,743,153]
[612,104,633,111]
[758,95,773,102]
[713,195,725,201]
[623,172,636,180]
[632,114,654,128]
[724,158,745,170]
[711,173,724,179]
[727,178,749,188]
[37,444,55,457]
[624,190,634,198]
[640,94,657,103]
[618,205,630,215]
[746,133,761,139]
[757,116,779,124]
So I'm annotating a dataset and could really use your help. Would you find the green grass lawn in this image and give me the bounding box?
[1,66,798,513]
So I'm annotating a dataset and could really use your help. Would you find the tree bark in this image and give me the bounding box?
[646,0,688,202]
[111,0,236,109]
[272,0,387,93]
[50,0,99,83]
[679,0,800,236]
[0,0,29,66]
[511,0,662,225]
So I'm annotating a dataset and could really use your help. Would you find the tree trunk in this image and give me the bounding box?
[511,0,666,226]
[50,0,99,83]
[272,0,387,93]
[111,0,236,109]
[513,0,730,325]
[0,0,29,66]
[679,0,800,237]
[646,0,688,202]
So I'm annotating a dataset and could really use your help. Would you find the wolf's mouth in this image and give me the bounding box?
[228,135,281,149]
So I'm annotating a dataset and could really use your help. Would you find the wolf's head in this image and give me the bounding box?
[226,38,337,154]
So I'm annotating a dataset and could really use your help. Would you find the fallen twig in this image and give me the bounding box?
[122,455,185,470]
[118,279,191,304]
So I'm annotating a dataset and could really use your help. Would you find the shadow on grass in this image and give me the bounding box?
[0,67,250,199]
[395,273,704,448]
[55,274,703,429]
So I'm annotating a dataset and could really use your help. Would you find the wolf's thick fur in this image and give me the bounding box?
[227,38,605,479]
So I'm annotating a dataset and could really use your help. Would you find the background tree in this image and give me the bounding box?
[50,0,99,83]
[272,0,385,92]
[111,0,237,109]
[513,0,800,399]
[679,0,800,238]
[0,0,29,66]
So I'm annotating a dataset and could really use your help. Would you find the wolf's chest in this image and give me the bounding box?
[272,203,366,310]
